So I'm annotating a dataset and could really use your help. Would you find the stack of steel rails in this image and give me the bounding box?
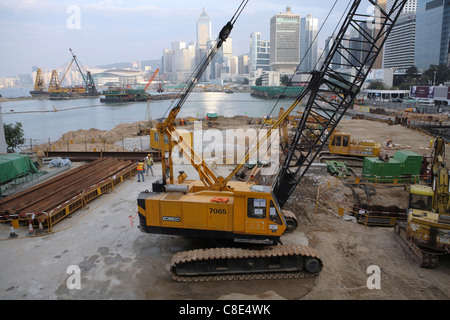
[0,158,136,231]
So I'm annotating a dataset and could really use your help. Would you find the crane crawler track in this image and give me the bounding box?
[169,244,322,282]
[318,152,364,168]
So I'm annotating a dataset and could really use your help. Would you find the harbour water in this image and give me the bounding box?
[1,88,296,144]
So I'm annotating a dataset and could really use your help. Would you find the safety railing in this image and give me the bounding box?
[0,163,136,239]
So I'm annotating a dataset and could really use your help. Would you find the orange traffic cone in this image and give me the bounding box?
[28,222,34,236]
[8,223,18,238]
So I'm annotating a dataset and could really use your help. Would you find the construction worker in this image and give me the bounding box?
[145,154,154,176]
[165,157,170,177]
[136,159,145,182]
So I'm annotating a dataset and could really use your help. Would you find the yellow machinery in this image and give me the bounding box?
[33,68,46,92]
[328,131,381,157]
[136,0,409,281]
[395,138,450,267]
[29,68,49,98]
[148,128,193,152]
[137,2,321,281]
[51,57,76,95]
[319,130,381,165]
[47,70,61,93]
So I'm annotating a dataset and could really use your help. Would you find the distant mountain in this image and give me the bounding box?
[96,59,161,70]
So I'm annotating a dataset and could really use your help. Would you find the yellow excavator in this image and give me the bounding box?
[395,137,450,267]
[318,131,381,166]
[277,110,381,156]
[136,0,409,281]
[275,107,381,166]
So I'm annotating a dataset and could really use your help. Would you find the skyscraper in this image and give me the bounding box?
[386,0,417,14]
[249,32,271,77]
[383,13,416,69]
[270,7,301,72]
[299,13,318,72]
[372,0,387,69]
[415,0,450,69]
[197,7,212,50]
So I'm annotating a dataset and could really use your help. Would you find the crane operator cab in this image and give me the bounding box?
[137,181,288,245]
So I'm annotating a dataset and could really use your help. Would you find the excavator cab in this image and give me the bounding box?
[329,132,350,154]
[408,185,433,212]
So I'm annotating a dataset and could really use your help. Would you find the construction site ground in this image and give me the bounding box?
[1,118,449,300]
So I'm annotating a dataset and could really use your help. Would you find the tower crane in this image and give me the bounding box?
[137,0,408,281]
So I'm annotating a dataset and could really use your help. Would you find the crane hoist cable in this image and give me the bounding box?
[159,0,249,123]
[154,0,249,187]
[238,0,344,169]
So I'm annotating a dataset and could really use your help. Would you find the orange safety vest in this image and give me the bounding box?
[137,162,144,171]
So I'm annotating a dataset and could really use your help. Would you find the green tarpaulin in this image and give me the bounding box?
[0,154,38,184]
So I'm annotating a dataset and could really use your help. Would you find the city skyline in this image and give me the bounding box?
[0,0,350,77]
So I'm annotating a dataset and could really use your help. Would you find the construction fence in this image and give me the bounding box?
[16,136,153,156]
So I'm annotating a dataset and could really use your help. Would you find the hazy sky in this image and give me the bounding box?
[0,0,351,77]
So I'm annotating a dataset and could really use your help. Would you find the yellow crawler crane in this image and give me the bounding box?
[136,0,409,281]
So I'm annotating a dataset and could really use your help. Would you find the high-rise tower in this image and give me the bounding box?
[249,32,271,77]
[415,0,450,69]
[197,7,212,50]
[299,13,318,72]
[270,6,301,72]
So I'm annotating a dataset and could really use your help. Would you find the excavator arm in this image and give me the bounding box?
[431,138,449,213]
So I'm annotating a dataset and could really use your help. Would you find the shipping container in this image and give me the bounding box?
[362,150,422,183]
